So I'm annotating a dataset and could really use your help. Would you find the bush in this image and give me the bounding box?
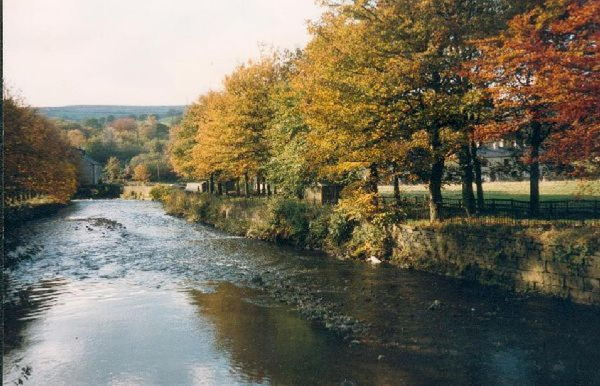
[306,207,332,249]
[262,198,310,247]
[154,188,404,260]
[326,209,357,247]
[149,185,175,201]
[346,222,391,259]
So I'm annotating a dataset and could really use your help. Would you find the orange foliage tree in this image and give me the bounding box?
[4,95,78,203]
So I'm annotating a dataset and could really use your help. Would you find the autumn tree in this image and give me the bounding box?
[168,121,198,180]
[190,91,233,193]
[67,129,87,148]
[139,115,158,140]
[296,0,535,220]
[471,0,599,214]
[220,59,277,195]
[110,117,139,142]
[130,152,173,182]
[4,95,78,203]
[184,59,277,196]
[133,163,151,183]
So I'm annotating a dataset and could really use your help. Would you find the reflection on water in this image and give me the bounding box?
[3,200,600,385]
[187,282,424,385]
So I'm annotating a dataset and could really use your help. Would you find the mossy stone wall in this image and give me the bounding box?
[391,225,600,305]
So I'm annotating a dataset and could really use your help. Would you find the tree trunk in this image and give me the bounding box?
[458,144,476,217]
[365,163,379,205]
[429,158,445,222]
[209,174,215,195]
[394,175,401,206]
[471,140,484,212]
[261,176,267,196]
[530,123,542,216]
[236,179,241,196]
[428,126,445,223]
[267,183,271,196]
[217,182,223,196]
[243,173,249,198]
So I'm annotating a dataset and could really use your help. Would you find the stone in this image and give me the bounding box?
[367,256,382,265]
[583,278,600,293]
[428,300,442,310]
[565,276,584,290]
[545,261,569,275]
[542,273,564,288]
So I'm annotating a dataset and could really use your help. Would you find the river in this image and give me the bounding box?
[3,200,600,385]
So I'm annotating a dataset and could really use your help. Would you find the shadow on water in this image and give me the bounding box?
[186,282,443,386]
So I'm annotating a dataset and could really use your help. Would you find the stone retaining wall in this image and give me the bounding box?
[391,225,600,305]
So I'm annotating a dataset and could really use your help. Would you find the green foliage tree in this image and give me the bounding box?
[265,51,314,198]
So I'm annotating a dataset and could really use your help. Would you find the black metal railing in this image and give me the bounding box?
[383,196,600,225]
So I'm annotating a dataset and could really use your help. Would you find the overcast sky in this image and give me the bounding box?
[3,0,323,107]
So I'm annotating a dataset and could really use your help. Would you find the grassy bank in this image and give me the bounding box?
[151,187,396,259]
[153,187,600,267]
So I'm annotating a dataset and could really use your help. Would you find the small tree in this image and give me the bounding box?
[104,156,121,183]
[133,163,151,183]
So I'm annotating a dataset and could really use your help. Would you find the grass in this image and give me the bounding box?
[4,196,60,208]
[380,180,600,201]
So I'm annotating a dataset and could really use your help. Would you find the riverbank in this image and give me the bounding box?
[4,202,69,228]
[153,188,600,306]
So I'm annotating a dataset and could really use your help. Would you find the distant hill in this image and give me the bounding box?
[38,105,186,121]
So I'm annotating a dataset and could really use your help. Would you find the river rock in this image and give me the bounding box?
[367,256,382,265]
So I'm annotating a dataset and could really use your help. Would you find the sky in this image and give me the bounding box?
[3,0,323,107]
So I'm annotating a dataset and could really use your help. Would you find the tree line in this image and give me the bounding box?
[3,94,183,205]
[58,114,177,183]
[169,0,598,222]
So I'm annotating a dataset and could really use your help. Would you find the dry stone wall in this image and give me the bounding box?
[391,224,600,306]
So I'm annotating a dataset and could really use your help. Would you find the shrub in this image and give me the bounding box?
[149,185,175,201]
[263,198,310,247]
[326,209,357,247]
[306,207,332,249]
[346,222,391,259]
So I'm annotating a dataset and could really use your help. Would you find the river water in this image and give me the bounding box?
[3,200,600,385]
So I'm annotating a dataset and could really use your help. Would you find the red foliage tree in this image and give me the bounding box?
[471,0,599,213]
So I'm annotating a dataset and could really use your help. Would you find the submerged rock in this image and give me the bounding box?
[428,299,442,310]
